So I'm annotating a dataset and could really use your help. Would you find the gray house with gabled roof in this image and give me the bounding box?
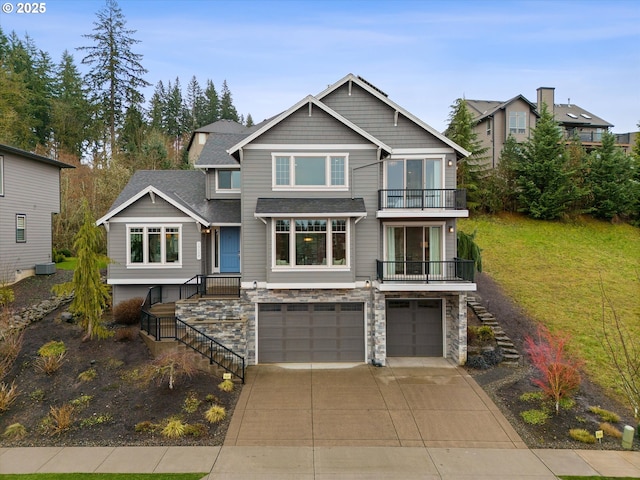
[98,74,476,369]
[467,87,615,168]
[0,144,74,284]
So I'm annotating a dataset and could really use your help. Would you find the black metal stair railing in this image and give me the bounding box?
[140,286,245,383]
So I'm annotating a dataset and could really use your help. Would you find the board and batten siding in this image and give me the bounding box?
[106,194,203,283]
[0,152,61,277]
[240,106,381,284]
[322,83,444,149]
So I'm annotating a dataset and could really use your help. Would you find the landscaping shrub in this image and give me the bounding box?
[569,428,596,443]
[520,409,550,425]
[3,422,27,440]
[114,326,139,341]
[113,297,144,325]
[183,393,202,414]
[599,422,622,438]
[520,391,545,402]
[466,354,489,370]
[35,353,66,375]
[45,404,74,435]
[205,405,226,424]
[0,381,19,413]
[218,379,234,392]
[77,368,97,382]
[482,346,503,366]
[143,351,198,390]
[38,340,67,357]
[588,405,620,423]
[52,249,66,263]
[0,330,24,380]
[162,418,187,438]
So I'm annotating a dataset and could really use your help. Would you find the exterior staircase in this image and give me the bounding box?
[141,289,245,383]
[467,296,521,366]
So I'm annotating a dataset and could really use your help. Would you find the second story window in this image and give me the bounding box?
[509,112,526,134]
[217,170,241,191]
[273,154,348,190]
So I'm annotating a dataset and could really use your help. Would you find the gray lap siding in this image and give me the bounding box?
[106,195,203,304]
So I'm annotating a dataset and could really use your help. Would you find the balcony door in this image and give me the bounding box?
[385,225,441,276]
[385,158,443,208]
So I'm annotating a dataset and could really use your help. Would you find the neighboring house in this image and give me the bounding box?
[467,87,615,168]
[0,143,74,284]
[97,74,476,368]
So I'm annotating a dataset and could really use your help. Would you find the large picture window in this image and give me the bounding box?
[128,225,181,266]
[273,154,348,189]
[274,218,349,268]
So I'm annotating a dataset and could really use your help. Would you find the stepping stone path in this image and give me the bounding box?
[467,296,521,366]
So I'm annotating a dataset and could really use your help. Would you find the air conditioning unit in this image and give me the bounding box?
[35,262,56,275]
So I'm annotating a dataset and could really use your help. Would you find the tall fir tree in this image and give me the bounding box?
[51,50,93,158]
[202,79,220,125]
[480,135,522,213]
[245,113,254,127]
[516,103,577,220]
[78,0,149,160]
[148,80,166,131]
[444,98,488,210]
[585,131,636,220]
[219,79,239,122]
[185,75,206,130]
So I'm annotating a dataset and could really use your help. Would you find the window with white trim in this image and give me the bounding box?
[217,169,241,191]
[273,154,348,189]
[16,214,26,243]
[509,112,526,134]
[127,225,181,266]
[274,218,349,268]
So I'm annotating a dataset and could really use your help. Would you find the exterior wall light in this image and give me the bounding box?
[449,226,455,233]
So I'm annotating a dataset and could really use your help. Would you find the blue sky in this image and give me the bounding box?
[1,0,639,132]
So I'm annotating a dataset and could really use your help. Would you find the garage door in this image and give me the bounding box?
[386,299,443,356]
[258,303,365,363]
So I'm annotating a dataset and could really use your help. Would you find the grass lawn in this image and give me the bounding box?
[56,257,108,270]
[0,475,205,479]
[459,213,640,401]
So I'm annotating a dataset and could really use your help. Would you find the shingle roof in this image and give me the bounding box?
[255,198,366,215]
[194,133,246,167]
[0,143,75,169]
[553,104,612,127]
[104,170,240,224]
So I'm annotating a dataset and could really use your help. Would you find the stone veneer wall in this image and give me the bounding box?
[175,288,467,366]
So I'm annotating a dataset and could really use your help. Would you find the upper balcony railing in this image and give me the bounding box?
[376,258,475,283]
[378,189,466,211]
[563,130,603,143]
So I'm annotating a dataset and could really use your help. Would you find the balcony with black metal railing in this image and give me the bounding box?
[376,258,476,291]
[377,189,468,218]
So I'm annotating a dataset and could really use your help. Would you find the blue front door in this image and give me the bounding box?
[220,227,240,273]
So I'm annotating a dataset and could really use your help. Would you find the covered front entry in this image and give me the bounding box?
[386,299,443,356]
[257,303,365,363]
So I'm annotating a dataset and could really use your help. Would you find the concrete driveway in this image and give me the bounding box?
[225,358,525,448]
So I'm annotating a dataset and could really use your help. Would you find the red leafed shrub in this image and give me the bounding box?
[524,325,583,414]
[113,297,144,325]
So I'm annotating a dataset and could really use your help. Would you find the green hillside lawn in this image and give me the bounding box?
[459,214,640,402]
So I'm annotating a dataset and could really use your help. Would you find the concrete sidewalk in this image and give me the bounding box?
[1,445,640,478]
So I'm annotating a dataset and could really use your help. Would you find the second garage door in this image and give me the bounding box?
[258,303,365,363]
[386,299,443,356]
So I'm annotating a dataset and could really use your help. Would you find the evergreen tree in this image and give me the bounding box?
[202,79,219,125]
[148,80,166,132]
[444,98,488,210]
[480,135,522,213]
[185,75,206,130]
[219,79,239,122]
[585,131,636,220]
[78,0,149,159]
[119,103,146,162]
[0,37,32,147]
[245,113,254,127]
[53,201,111,341]
[516,103,577,220]
[51,50,93,158]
